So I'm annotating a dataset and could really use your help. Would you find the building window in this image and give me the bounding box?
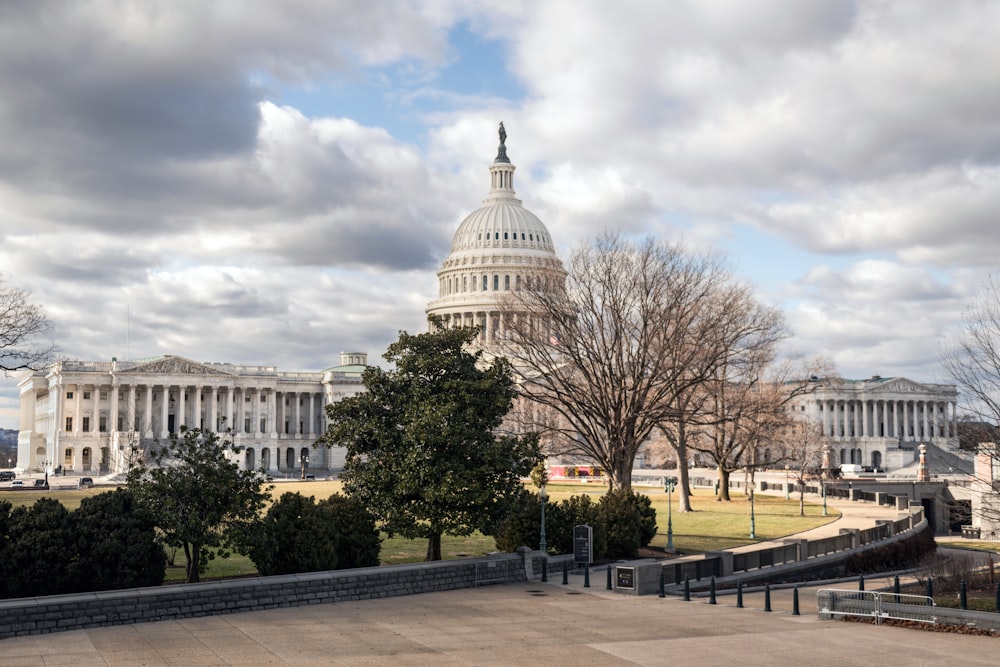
[64,449,73,467]
[244,417,251,433]
[493,275,499,291]
[82,416,91,432]
[245,395,252,402]
[83,391,91,400]
[100,391,108,400]
[67,391,74,399]
[495,232,499,240]
[99,415,108,432]
[483,276,488,291]
[261,395,267,402]
[504,232,508,240]
[504,275,510,290]
[260,418,266,433]
[66,417,73,431]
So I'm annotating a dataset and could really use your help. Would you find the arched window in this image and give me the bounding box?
[493,275,499,291]
[504,275,510,290]
[471,275,476,291]
[504,232,508,240]
[462,276,467,291]
[516,275,522,290]
[495,232,500,240]
[483,275,488,291]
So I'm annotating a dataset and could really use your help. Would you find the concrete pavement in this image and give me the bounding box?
[1,574,995,666]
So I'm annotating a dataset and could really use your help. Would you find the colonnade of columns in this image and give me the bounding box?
[816,398,957,441]
[55,383,325,440]
[439,310,553,343]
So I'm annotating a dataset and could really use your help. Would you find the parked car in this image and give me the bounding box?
[0,471,15,481]
[33,479,47,488]
[10,480,24,488]
[79,477,94,488]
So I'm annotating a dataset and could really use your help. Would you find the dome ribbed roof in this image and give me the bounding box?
[450,201,556,253]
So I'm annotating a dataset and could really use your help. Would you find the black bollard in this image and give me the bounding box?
[736,581,744,608]
[658,570,665,598]
[584,564,590,588]
[858,574,865,591]
[606,566,612,591]
[764,583,772,612]
[792,586,800,616]
[960,580,967,610]
[709,576,717,605]
[926,577,933,603]
[541,558,547,583]
[562,561,569,585]
[684,576,691,602]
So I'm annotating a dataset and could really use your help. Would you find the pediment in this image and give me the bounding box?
[872,377,931,394]
[120,356,233,377]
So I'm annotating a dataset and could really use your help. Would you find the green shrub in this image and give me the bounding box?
[247,492,381,576]
[599,490,657,560]
[547,494,607,560]
[73,489,165,591]
[247,492,341,576]
[492,488,542,553]
[320,493,380,569]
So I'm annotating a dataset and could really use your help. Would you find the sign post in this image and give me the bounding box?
[573,525,593,566]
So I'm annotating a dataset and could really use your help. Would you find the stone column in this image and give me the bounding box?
[91,386,100,432]
[860,400,867,438]
[194,387,203,430]
[144,385,153,435]
[110,384,120,434]
[177,386,186,430]
[74,386,82,433]
[293,392,301,437]
[209,387,218,431]
[159,387,169,438]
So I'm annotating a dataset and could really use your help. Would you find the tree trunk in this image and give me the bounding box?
[609,457,633,491]
[426,532,442,561]
[717,466,731,501]
[799,487,805,517]
[185,542,201,583]
[675,441,693,512]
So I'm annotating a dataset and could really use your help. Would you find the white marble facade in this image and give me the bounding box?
[791,375,959,471]
[16,352,367,477]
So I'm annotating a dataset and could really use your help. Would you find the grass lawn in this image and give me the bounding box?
[8,478,838,581]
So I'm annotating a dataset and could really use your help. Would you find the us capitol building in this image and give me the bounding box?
[14,125,959,478]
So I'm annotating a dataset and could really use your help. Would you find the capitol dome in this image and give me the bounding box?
[426,124,566,341]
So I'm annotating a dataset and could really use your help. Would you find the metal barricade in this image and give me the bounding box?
[817,589,936,625]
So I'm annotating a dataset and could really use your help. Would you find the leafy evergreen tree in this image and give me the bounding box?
[127,426,271,583]
[248,492,341,576]
[318,320,540,560]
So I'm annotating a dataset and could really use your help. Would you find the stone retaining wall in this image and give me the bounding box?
[0,552,533,639]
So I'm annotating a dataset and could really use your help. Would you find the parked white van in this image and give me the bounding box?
[840,464,864,475]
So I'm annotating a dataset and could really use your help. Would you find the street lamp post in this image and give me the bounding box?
[664,476,677,553]
[784,464,790,500]
[300,453,309,480]
[749,483,756,539]
[538,484,548,554]
[822,478,828,517]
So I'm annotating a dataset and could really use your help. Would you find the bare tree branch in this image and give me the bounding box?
[0,276,55,374]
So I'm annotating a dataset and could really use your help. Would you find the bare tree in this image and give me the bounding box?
[776,416,828,516]
[0,276,54,373]
[496,233,742,491]
[942,274,1000,530]
[663,279,787,501]
[942,274,1000,427]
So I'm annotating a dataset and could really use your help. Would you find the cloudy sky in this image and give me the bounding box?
[2,0,999,429]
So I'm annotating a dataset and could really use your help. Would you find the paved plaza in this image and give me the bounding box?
[1,572,996,666]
